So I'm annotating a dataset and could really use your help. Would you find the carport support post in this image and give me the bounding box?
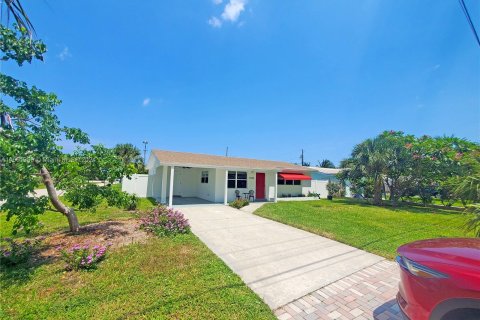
[274,172,278,203]
[224,170,228,205]
[168,166,175,208]
[161,165,167,204]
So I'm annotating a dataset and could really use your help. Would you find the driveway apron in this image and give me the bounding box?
[178,204,384,309]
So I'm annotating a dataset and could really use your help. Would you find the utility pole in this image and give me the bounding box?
[142,140,148,165]
[225,146,229,157]
[300,149,304,166]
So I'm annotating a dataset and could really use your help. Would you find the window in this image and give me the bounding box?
[237,172,247,188]
[277,178,301,185]
[228,171,248,189]
[201,171,209,183]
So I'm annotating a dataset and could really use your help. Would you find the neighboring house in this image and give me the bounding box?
[123,149,348,206]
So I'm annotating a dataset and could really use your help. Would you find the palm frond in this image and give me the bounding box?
[464,205,480,237]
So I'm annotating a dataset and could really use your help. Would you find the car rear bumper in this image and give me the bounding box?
[396,292,410,320]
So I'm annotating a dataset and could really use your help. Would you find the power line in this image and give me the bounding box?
[458,0,480,48]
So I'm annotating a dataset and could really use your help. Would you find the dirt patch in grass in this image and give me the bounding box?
[39,219,149,259]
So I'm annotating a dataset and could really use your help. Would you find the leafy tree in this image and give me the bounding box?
[318,159,335,168]
[2,0,35,37]
[0,25,132,234]
[408,136,478,205]
[339,130,479,210]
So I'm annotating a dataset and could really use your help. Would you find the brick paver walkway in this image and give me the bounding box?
[274,260,402,320]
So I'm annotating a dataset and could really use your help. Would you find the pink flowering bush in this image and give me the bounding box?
[0,237,43,266]
[140,205,190,237]
[59,244,109,271]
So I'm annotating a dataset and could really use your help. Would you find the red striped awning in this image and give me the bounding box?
[278,173,312,180]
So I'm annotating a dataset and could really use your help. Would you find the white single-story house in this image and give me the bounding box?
[122,149,348,206]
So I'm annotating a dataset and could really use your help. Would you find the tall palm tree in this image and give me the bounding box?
[113,143,145,173]
[318,159,335,168]
[347,137,388,205]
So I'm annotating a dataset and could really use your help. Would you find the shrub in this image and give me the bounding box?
[59,244,109,271]
[326,181,345,198]
[307,191,320,198]
[66,185,139,211]
[103,187,139,210]
[229,198,249,209]
[0,237,42,266]
[121,193,139,210]
[140,206,190,237]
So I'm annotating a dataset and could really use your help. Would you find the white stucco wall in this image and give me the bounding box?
[266,171,276,201]
[122,174,149,197]
[170,167,217,202]
[277,179,312,198]
[214,168,226,202]
[196,168,216,202]
[146,166,163,199]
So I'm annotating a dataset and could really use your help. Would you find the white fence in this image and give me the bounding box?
[121,174,149,197]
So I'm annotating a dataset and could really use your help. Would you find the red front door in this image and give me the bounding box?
[256,173,265,199]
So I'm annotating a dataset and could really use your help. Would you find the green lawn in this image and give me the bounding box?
[0,234,274,319]
[0,197,157,238]
[254,199,474,259]
[404,196,466,208]
[1,196,274,319]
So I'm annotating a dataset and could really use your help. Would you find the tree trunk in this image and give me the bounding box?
[40,166,80,233]
[373,177,383,206]
[389,180,398,206]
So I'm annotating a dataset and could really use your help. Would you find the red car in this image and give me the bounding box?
[396,238,480,320]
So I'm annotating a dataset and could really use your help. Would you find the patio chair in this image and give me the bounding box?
[235,190,241,200]
[248,190,255,201]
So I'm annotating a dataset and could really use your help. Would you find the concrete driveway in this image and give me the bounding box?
[179,204,384,309]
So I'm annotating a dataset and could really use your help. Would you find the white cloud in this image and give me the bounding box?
[58,46,71,61]
[208,0,247,28]
[208,16,222,28]
[221,0,246,22]
[212,0,223,4]
[142,98,151,106]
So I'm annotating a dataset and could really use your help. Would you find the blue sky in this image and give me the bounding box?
[3,0,480,165]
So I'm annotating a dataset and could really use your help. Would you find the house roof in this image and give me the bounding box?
[150,149,309,171]
[308,167,343,174]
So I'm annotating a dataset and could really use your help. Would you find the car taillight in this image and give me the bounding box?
[396,255,449,279]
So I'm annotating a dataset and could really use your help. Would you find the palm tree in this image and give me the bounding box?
[113,143,146,173]
[318,159,335,168]
[346,137,388,205]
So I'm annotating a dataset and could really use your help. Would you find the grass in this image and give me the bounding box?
[0,197,157,238]
[0,234,275,319]
[404,196,466,208]
[1,195,274,319]
[254,199,474,260]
